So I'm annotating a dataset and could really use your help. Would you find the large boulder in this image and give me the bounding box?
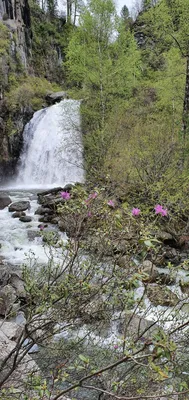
[46,91,68,105]
[146,284,179,307]
[9,201,30,212]
[0,195,12,210]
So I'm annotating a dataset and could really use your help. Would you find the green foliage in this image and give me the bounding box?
[0,22,10,55]
[6,75,60,110]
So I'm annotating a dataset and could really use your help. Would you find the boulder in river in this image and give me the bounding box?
[9,201,30,212]
[19,216,32,223]
[12,211,26,218]
[0,195,12,210]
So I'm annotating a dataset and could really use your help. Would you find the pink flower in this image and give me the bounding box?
[132,207,141,216]
[60,191,71,200]
[114,344,118,349]
[87,211,92,217]
[107,200,115,208]
[85,192,98,205]
[154,204,167,216]
[89,192,98,199]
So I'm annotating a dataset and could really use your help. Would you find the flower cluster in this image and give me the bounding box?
[60,191,71,200]
[132,205,168,217]
[154,204,167,216]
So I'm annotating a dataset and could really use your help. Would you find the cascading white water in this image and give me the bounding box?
[16,99,84,188]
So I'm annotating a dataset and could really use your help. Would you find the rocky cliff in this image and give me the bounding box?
[0,0,65,183]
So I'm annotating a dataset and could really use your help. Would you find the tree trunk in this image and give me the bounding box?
[183,56,189,140]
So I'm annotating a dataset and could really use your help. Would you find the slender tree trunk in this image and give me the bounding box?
[181,56,189,165]
[67,0,72,23]
[183,56,189,140]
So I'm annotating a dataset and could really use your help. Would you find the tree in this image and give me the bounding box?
[66,0,141,124]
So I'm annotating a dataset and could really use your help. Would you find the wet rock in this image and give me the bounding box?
[12,211,26,218]
[37,186,63,197]
[146,284,179,307]
[9,201,30,212]
[19,216,32,223]
[38,215,53,223]
[0,195,12,210]
[0,285,17,316]
[35,206,53,215]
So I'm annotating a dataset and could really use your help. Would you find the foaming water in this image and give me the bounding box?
[0,191,66,266]
[11,99,84,189]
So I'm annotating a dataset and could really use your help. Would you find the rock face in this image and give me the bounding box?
[9,201,30,212]
[0,195,11,209]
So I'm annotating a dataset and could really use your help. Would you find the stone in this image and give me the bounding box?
[46,91,68,104]
[141,260,175,285]
[180,281,189,296]
[19,216,32,223]
[117,255,130,268]
[12,211,26,218]
[9,273,26,299]
[0,320,22,341]
[9,201,30,212]
[0,285,17,316]
[146,284,179,307]
[157,231,178,247]
[0,331,39,389]
[0,195,11,210]
[35,206,53,215]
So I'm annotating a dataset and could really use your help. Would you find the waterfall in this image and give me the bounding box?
[15,99,84,189]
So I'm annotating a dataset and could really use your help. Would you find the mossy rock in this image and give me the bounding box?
[146,284,179,307]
